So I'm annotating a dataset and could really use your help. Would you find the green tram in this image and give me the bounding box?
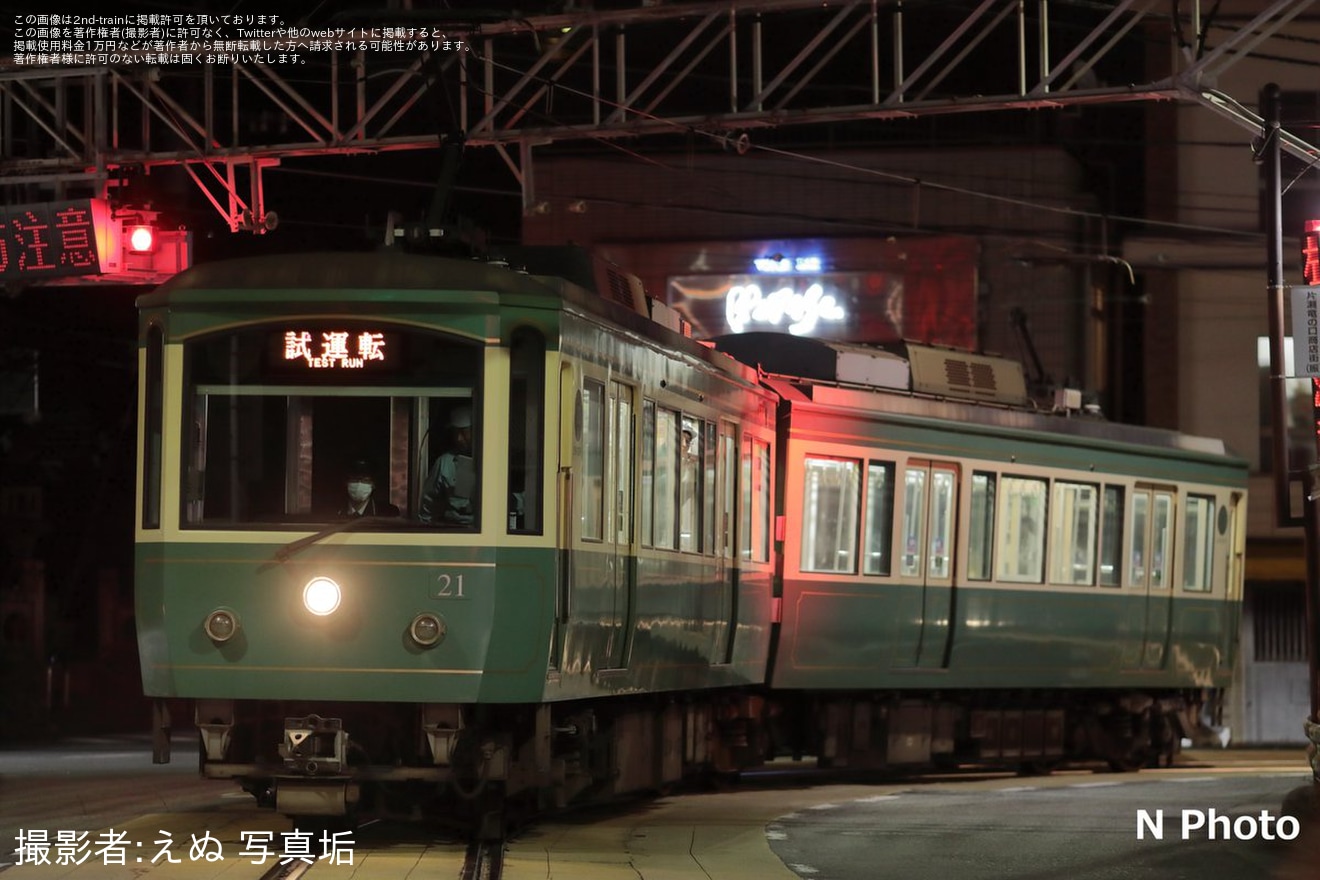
[135,248,1247,821]
[715,333,1246,772]
[134,250,777,820]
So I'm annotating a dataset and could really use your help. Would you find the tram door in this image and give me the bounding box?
[896,460,958,668]
[1126,486,1175,670]
[554,376,635,671]
[711,422,739,664]
[551,366,576,671]
[1220,492,1246,669]
[602,381,636,669]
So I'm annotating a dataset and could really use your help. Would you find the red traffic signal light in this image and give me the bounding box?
[127,225,156,253]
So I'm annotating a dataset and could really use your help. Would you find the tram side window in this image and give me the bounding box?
[1098,486,1123,587]
[1151,492,1173,588]
[996,476,1047,583]
[755,438,771,562]
[742,437,771,562]
[1182,495,1214,592]
[863,461,896,576]
[641,400,655,546]
[702,422,717,554]
[507,329,544,533]
[801,457,860,573]
[578,380,605,541]
[720,428,736,560]
[740,437,752,560]
[653,407,679,549]
[900,468,927,577]
[1048,482,1097,586]
[967,472,996,580]
[679,418,702,552]
[1130,493,1149,585]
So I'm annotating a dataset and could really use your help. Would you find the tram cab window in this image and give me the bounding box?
[181,322,482,529]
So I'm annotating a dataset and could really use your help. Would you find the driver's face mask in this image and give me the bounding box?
[347,481,373,503]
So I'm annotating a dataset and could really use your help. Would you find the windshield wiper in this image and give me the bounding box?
[274,516,393,564]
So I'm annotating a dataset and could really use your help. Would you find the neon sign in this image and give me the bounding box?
[725,282,847,336]
[753,255,822,274]
[283,330,387,369]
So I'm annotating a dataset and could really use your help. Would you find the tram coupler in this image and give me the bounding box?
[281,714,347,774]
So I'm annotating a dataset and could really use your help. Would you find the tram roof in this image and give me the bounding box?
[712,333,1031,406]
[714,332,1242,464]
[137,250,569,305]
[136,248,767,388]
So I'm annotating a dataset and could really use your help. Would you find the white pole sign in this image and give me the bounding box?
[1290,285,1320,377]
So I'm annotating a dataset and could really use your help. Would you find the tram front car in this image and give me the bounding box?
[135,253,573,820]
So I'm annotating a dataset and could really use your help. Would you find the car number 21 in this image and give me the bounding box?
[433,572,466,599]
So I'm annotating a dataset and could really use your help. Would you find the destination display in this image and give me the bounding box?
[0,199,112,282]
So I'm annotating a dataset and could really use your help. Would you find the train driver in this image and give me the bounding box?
[420,405,477,526]
[339,460,400,518]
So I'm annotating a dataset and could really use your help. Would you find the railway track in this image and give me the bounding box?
[460,838,505,880]
[257,858,317,880]
[244,818,504,880]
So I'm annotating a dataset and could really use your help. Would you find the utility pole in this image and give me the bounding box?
[1265,82,1320,813]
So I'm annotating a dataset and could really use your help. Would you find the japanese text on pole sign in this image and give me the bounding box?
[1292,286,1320,378]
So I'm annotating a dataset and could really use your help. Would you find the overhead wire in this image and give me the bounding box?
[465,42,1290,244]
[108,4,1314,246]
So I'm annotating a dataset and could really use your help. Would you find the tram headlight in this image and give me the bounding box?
[303,576,342,617]
[409,612,446,648]
[204,608,240,644]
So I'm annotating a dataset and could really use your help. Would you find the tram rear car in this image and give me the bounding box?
[134,251,777,819]
[717,335,1247,772]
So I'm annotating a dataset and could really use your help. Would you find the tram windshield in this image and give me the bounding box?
[181,322,482,529]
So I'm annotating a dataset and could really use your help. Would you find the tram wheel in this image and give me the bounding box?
[1017,760,1057,777]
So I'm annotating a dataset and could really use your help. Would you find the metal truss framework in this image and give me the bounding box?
[1,0,1316,230]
